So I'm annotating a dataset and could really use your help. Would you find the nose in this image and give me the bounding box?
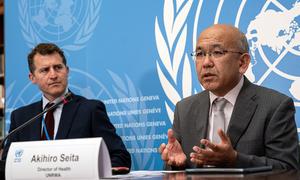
[48,67,58,78]
[202,53,214,68]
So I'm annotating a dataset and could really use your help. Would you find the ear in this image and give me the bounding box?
[29,72,37,84]
[239,53,250,74]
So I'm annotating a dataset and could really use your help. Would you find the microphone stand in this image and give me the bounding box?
[0,92,72,149]
[0,93,72,178]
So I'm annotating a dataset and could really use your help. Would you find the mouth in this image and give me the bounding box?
[201,73,217,82]
[202,73,216,78]
[49,82,61,86]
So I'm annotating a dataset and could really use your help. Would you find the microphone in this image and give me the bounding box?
[0,92,72,149]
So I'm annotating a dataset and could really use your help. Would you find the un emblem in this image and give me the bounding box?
[15,149,23,158]
[18,0,101,51]
[14,149,24,163]
[245,0,300,107]
[156,0,300,126]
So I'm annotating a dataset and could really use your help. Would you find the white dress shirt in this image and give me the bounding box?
[207,77,244,142]
[42,89,68,139]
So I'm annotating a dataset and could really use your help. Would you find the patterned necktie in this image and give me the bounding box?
[41,103,55,140]
[212,98,227,144]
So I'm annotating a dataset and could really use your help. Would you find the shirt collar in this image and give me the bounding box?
[42,88,69,110]
[209,76,244,106]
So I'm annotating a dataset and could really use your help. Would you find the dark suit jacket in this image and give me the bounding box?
[2,93,131,169]
[172,77,299,169]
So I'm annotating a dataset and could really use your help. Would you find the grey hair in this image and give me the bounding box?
[238,31,249,53]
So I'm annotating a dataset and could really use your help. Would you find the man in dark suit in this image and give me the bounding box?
[159,24,299,169]
[2,43,131,169]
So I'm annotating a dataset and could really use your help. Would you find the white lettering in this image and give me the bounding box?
[135,148,158,153]
[146,121,166,127]
[118,97,139,103]
[140,95,160,101]
[121,135,136,141]
[142,108,161,114]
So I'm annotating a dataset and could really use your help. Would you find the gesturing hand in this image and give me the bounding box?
[159,129,187,167]
[190,129,237,167]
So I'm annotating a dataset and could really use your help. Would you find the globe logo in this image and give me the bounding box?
[15,149,23,158]
[14,149,24,163]
[31,0,82,41]
[18,0,101,51]
[245,0,300,106]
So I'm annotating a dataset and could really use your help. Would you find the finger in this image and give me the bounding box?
[190,156,205,166]
[190,152,205,160]
[192,146,202,153]
[192,152,217,166]
[175,158,186,167]
[200,138,209,145]
[168,156,176,166]
[161,147,169,161]
[193,147,215,158]
[159,143,166,154]
[167,129,176,143]
[202,139,219,152]
[190,152,196,159]
[218,129,230,144]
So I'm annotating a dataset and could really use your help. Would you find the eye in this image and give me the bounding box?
[54,64,64,71]
[196,51,205,57]
[212,50,224,55]
[212,50,225,58]
[39,67,49,74]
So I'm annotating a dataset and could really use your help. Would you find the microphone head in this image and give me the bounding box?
[62,92,72,104]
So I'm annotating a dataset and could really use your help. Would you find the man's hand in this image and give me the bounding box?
[190,129,237,167]
[159,129,187,167]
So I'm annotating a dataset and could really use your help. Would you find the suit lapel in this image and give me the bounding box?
[55,94,80,139]
[28,101,43,140]
[227,78,258,148]
[195,91,210,139]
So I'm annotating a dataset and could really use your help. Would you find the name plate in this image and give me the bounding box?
[5,137,112,179]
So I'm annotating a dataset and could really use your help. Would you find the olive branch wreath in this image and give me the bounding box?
[155,0,193,123]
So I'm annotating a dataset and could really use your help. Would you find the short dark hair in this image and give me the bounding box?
[27,43,67,73]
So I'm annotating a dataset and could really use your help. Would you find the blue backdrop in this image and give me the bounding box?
[5,0,300,170]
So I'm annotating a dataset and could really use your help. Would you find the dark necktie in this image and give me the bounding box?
[212,98,227,144]
[41,103,55,140]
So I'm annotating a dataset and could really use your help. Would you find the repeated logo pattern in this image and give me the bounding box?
[108,71,155,170]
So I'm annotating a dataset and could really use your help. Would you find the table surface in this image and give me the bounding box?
[123,170,300,180]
